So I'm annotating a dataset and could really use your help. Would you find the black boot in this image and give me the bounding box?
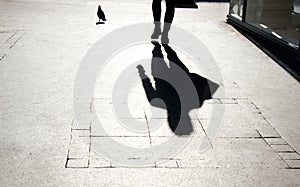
[151,21,161,40]
[161,23,171,44]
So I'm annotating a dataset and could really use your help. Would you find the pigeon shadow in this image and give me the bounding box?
[96,21,105,25]
[137,42,219,136]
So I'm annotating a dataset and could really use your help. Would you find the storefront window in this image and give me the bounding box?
[294,0,300,13]
[245,0,299,48]
[229,0,244,19]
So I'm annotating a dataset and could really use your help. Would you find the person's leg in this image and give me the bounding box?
[164,0,175,23]
[161,22,171,44]
[151,0,162,39]
[152,0,162,22]
[151,22,161,39]
[160,0,175,43]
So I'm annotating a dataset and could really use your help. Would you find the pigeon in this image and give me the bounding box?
[97,5,106,22]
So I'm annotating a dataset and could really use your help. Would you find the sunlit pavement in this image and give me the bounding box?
[0,0,300,185]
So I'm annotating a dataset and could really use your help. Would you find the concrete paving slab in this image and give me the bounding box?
[286,160,300,169]
[66,158,89,168]
[213,138,287,169]
[265,137,288,145]
[279,152,300,160]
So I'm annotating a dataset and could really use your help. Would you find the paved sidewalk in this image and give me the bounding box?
[0,0,300,186]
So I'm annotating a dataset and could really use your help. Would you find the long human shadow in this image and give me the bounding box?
[137,42,219,135]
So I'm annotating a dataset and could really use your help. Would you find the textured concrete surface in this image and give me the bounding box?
[0,0,300,186]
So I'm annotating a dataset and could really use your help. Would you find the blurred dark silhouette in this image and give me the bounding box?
[96,5,106,25]
[137,42,218,135]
